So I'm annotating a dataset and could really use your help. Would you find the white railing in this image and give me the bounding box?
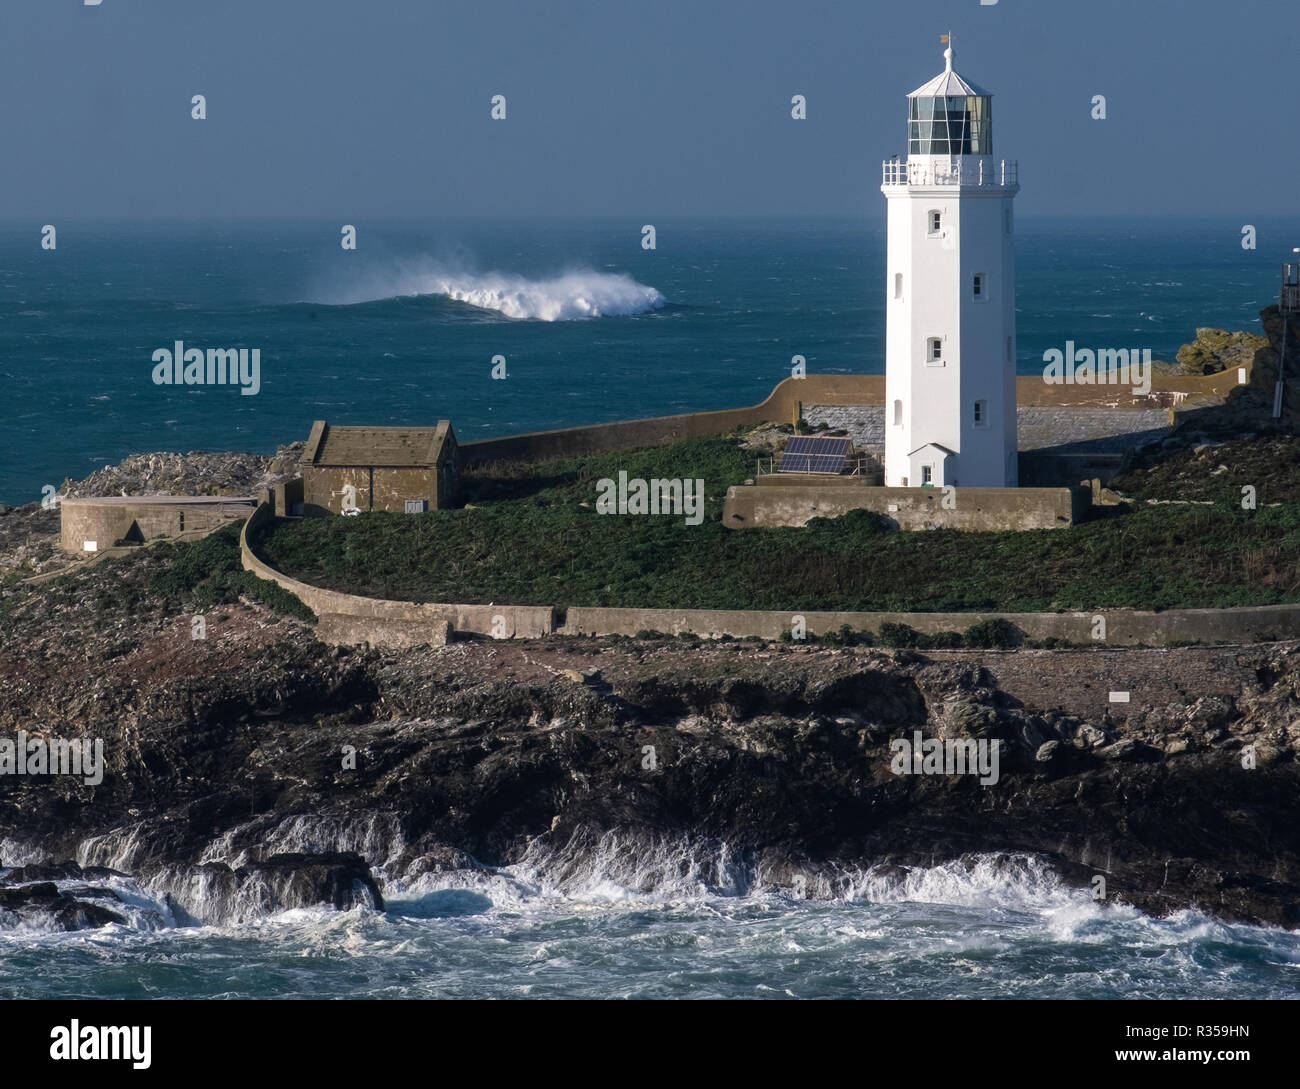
[881,159,1019,188]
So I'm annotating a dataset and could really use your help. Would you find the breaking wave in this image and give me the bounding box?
[323,264,665,320]
[7,823,1300,999]
[36,819,1089,921]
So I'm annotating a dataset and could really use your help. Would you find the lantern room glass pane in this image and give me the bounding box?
[907,94,993,156]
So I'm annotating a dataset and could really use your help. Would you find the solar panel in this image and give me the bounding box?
[778,435,852,474]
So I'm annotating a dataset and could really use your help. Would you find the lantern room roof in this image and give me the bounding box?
[907,45,991,98]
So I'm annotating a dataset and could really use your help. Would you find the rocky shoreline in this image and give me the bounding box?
[1,522,1298,930]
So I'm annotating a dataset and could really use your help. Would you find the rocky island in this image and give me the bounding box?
[2,315,1299,935]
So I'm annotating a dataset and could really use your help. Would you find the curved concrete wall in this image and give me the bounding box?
[459,370,1239,466]
[240,504,555,643]
[562,604,1300,646]
[61,497,254,554]
[459,377,813,464]
[241,505,1299,648]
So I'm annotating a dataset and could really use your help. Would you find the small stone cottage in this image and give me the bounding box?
[299,420,460,515]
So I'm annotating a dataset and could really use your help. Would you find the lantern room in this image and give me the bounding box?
[906,46,992,158]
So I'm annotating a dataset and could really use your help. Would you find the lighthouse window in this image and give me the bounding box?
[973,273,986,299]
[927,337,943,364]
[893,399,902,426]
[921,465,933,486]
[894,273,903,299]
[973,399,988,427]
[908,94,991,156]
[928,210,942,235]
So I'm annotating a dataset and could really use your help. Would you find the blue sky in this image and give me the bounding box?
[1,0,1295,218]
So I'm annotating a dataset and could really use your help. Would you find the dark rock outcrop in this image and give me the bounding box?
[1175,327,1267,376]
[1250,305,1300,421]
[0,878,126,931]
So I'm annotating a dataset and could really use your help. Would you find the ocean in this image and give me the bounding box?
[4,849,1299,1000]
[0,215,1291,505]
[3,216,1299,999]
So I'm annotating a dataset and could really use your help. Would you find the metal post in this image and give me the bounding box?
[1275,314,1288,419]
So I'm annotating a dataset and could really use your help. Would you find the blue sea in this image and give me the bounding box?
[3,217,1299,999]
[0,215,1292,504]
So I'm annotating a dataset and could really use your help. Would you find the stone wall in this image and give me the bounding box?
[802,403,885,444]
[302,466,438,517]
[60,497,255,554]
[722,482,1088,531]
[563,603,1300,646]
[264,477,304,518]
[315,612,451,650]
[803,402,1165,487]
[461,370,1244,467]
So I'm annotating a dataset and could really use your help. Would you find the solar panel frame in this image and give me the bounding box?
[777,435,853,475]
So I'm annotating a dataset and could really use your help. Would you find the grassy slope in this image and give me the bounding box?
[257,434,1300,613]
[1109,434,1300,503]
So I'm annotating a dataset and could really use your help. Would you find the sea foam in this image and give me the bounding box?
[325,264,665,320]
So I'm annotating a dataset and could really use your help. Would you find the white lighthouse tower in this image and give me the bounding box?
[882,39,1019,488]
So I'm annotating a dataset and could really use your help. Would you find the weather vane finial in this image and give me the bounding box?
[941,32,953,70]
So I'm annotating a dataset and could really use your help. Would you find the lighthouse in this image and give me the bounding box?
[881,40,1019,488]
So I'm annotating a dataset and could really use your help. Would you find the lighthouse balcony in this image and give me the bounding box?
[881,158,1018,189]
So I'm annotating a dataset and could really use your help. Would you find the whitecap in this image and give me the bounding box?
[319,262,665,321]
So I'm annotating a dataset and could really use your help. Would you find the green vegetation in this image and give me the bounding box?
[257,433,1300,614]
[1110,434,1300,503]
[151,523,316,623]
[958,617,1024,648]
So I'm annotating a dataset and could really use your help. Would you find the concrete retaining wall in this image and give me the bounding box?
[316,612,451,650]
[460,369,1242,467]
[460,375,901,463]
[722,483,1088,531]
[563,604,1300,646]
[61,497,256,554]
[236,504,1300,646]
[239,504,555,640]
